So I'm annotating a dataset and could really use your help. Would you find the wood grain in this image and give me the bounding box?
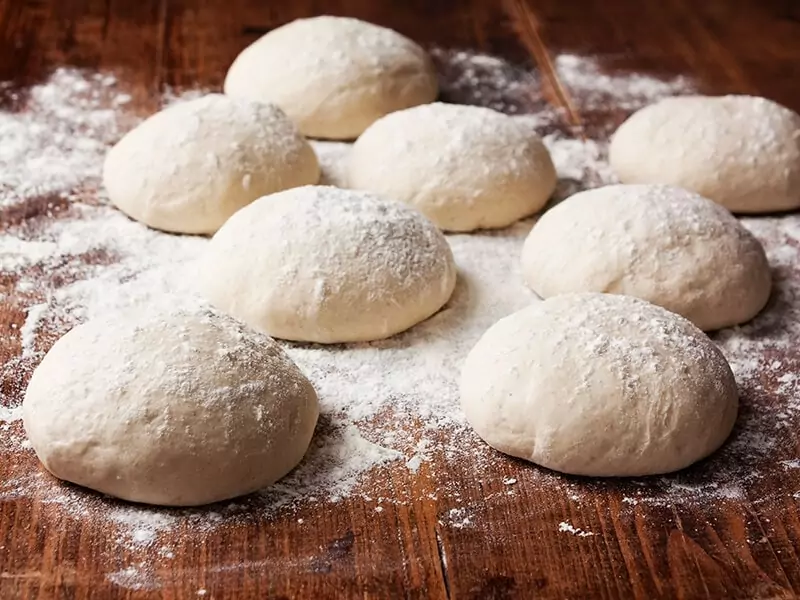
[2,1,800,598]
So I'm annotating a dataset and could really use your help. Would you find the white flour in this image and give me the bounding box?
[558,521,595,537]
[554,53,692,112]
[0,70,127,211]
[0,51,796,588]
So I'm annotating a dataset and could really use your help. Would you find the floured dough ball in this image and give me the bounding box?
[103,94,319,234]
[23,305,319,507]
[609,95,800,213]
[521,184,771,331]
[348,103,557,231]
[461,293,738,477]
[224,16,438,139]
[196,185,457,343]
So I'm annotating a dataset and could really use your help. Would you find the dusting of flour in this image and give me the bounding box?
[1,52,797,588]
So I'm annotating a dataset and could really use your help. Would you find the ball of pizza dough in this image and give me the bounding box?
[609,95,800,213]
[461,293,739,477]
[23,304,319,507]
[348,103,557,231]
[224,16,438,139]
[103,94,319,234]
[521,184,771,330]
[196,185,457,343]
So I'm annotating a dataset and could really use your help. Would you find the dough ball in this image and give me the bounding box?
[23,305,319,507]
[348,103,557,231]
[461,293,738,477]
[103,94,319,234]
[521,184,771,331]
[196,185,457,343]
[224,16,438,140]
[609,95,800,213]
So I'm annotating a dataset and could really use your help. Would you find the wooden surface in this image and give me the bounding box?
[2,1,800,598]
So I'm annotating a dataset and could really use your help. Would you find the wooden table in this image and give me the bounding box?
[2,1,800,598]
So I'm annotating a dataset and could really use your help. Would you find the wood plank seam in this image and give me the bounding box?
[434,527,452,600]
[502,0,584,134]
[155,0,169,93]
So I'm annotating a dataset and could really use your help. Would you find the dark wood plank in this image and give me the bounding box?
[2,1,800,599]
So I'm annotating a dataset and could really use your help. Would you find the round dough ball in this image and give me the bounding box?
[224,16,438,140]
[103,94,319,234]
[461,293,738,477]
[348,103,557,231]
[609,95,800,213]
[196,185,457,343]
[23,305,319,507]
[521,184,771,331]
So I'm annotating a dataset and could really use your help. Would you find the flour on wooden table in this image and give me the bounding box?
[558,521,595,537]
[310,140,352,187]
[0,406,21,422]
[0,51,797,589]
[553,53,692,112]
[0,70,128,211]
[431,49,537,117]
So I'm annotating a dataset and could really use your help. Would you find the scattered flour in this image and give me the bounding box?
[0,406,21,422]
[0,50,795,590]
[310,140,351,188]
[442,507,474,530]
[558,521,595,538]
[0,70,127,211]
[431,48,538,117]
[20,303,48,359]
[554,53,692,112]
[106,565,161,591]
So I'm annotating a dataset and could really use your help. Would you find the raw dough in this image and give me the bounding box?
[347,103,556,231]
[103,94,319,234]
[348,102,557,231]
[196,185,457,343]
[460,293,739,477]
[224,16,438,140]
[609,95,800,213]
[23,304,319,507]
[521,184,771,330]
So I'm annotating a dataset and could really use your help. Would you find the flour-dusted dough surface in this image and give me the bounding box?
[197,185,457,343]
[103,94,319,234]
[521,184,772,331]
[609,95,800,213]
[348,102,557,231]
[23,304,319,507]
[224,16,438,140]
[461,293,739,477]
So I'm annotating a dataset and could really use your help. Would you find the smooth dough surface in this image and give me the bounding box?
[609,95,800,213]
[103,94,319,234]
[521,184,772,331]
[460,293,739,477]
[196,185,457,343]
[348,103,557,231]
[224,16,438,139]
[23,304,319,507]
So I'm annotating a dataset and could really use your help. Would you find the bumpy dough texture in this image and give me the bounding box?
[103,94,319,234]
[521,184,772,331]
[609,95,800,213]
[23,305,319,507]
[224,16,438,140]
[460,293,739,477]
[348,103,557,231]
[197,185,457,343]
